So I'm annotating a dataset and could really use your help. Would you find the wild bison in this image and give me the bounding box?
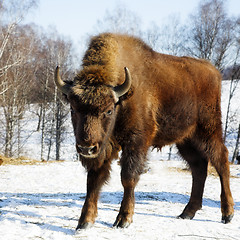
[54,33,234,229]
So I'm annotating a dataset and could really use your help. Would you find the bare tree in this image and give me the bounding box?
[232,123,240,163]
[146,15,186,56]
[0,2,38,157]
[0,1,77,160]
[222,16,240,145]
[223,64,240,144]
[186,0,235,70]
[94,4,142,36]
[0,0,38,76]
[225,18,240,163]
[33,27,75,160]
[0,24,38,157]
[145,22,161,51]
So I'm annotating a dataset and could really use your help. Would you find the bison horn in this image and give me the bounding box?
[54,66,71,95]
[113,67,132,98]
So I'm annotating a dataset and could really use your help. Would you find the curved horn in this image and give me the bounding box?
[114,67,132,98]
[54,66,70,95]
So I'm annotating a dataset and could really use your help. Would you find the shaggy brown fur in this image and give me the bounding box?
[59,33,234,229]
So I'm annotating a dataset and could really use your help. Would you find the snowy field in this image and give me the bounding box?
[0,159,240,240]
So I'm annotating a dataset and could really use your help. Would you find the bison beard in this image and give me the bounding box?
[54,33,234,230]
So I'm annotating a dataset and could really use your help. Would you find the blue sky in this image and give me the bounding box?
[25,0,240,48]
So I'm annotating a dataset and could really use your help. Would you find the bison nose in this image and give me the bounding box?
[76,144,100,158]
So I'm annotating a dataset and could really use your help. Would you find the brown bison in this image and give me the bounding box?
[54,33,234,229]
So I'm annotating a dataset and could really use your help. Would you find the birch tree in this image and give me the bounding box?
[0,0,38,76]
[34,28,75,160]
[186,0,235,70]
[94,4,142,36]
[0,25,38,157]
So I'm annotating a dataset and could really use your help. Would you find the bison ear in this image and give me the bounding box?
[113,67,132,98]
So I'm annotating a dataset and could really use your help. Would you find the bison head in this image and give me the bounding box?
[54,66,131,166]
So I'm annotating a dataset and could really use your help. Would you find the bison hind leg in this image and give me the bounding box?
[207,141,234,223]
[176,139,208,220]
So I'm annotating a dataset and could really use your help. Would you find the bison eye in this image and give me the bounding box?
[103,109,113,119]
[106,110,112,116]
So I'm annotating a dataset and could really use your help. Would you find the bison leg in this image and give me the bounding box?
[113,151,145,228]
[76,161,111,230]
[177,140,208,220]
[208,141,234,223]
[113,173,139,228]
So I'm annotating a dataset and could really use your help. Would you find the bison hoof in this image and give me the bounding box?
[113,215,131,228]
[177,212,194,220]
[222,214,234,224]
[76,222,93,230]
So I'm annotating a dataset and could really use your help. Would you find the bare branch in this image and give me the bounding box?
[186,0,235,70]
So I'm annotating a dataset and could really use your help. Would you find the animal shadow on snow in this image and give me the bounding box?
[1,191,239,233]
[0,192,85,235]
[0,189,240,232]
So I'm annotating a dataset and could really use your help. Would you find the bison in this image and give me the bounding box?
[54,33,234,229]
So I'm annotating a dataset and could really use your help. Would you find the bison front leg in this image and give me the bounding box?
[76,161,111,230]
[113,151,145,228]
[113,174,139,228]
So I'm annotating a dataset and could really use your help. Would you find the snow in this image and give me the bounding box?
[221,80,240,159]
[0,159,240,240]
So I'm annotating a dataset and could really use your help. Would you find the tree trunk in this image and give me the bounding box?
[223,79,234,142]
[232,123,240,164]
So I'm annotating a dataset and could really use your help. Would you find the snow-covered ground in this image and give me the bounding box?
[0,159,239,240]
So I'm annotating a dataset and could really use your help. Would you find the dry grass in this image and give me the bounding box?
[0,155,64,166]
[169,164,218,176]
[168,162,238,178]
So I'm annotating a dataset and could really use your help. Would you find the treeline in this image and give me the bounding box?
[0,0,240,162]
[0,0,77,159]
[96,0,240,72]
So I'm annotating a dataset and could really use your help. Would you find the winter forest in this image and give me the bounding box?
[0,0,240,163]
